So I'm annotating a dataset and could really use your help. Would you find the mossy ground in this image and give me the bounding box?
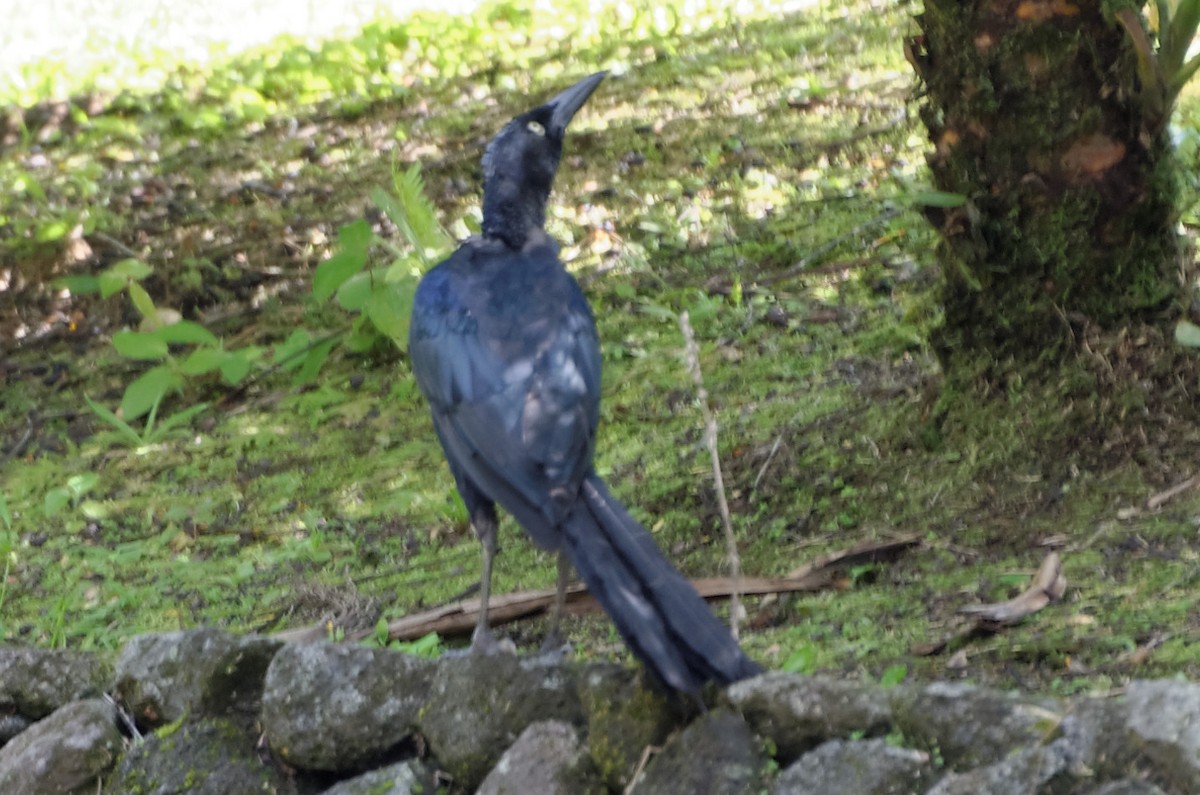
[1,0,1198,697]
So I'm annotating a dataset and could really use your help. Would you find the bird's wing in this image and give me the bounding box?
[409,240,601,535]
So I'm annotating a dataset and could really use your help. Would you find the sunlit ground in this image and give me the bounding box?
[0,0,484,101]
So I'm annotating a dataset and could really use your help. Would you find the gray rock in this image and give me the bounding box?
[420,654,583,791]
[578,664,681,791]
[727,672,892,761]
[106,717,293,795]
[261,641,432,772]
[1052,696,1134,778]
[320,760,438,794]
[477,720,599,795]
[889,681,1062,768]
[771,738,930,795]
[1124,679,1200,793]
[0,647,111,719]
[115,628,281,726]
[924,743,1074,795]
[0,713,32,744]
[631,709,765,795]
[1085,780,1168,795]
[0,698,121,795]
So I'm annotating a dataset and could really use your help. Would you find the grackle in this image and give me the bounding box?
[408,72,761,693]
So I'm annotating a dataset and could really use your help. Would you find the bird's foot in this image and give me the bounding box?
[468,626,517,657]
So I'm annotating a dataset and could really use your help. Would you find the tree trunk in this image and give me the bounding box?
[909,0,1182,381]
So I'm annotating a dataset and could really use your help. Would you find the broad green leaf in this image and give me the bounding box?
[294,337,338,384]
[179,348,226,375]
[99,271,127,299]
[365,281,417,348]
[273,330,312,369]
[79,500,109,520]
[343,315,381,353]
[58,275,101,294]
[153,321,218,346]
[337,216,374,251]
[313,246,368,303]
[44,488,71,517]
[782,644,818,675]
[36,220,70,243]
[107,258,153,281]
[66,473,98,498]
[112,330,169,361]
[128,282,158,318]
[336,269,383,311]
[880,664,908,688]
[219,352,252,384]
[121,365,181,420]
[1175,319,1200,348]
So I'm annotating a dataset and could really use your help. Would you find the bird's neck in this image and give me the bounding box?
[481,181,549,250]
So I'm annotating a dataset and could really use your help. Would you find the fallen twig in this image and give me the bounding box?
[913,552,1067,658]
[1146,472,1200,511]
[680,310,744,638]
[270,534,923,644]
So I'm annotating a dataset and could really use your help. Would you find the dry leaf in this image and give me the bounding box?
[959,552,1066,624]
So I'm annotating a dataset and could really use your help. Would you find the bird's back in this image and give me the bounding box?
[409,235,603,537]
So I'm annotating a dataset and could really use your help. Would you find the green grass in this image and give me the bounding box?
[1,0,1199,696]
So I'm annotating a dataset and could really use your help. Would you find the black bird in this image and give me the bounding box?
[408,72,761,693]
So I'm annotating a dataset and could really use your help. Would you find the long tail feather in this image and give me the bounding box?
[559,475,761,693]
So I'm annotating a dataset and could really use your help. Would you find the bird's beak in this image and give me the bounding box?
[547,71,607,135]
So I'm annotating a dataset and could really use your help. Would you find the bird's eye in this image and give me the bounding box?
[526,120,546,136]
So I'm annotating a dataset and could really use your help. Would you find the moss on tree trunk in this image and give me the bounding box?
[909,0,1181,381]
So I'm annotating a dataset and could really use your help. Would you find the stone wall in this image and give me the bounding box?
[0,628,1194,794]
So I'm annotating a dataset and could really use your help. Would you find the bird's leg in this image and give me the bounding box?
[470,504,504,654]
[541,549,571,650]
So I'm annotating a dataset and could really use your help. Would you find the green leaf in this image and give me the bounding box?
[378,163,453,265]
[879,663,908,688]
[84,395,142,446]
[128,282,158,318]
[179,348,227,375]
[112,330,169,361]
[1175,319,1200,348]
[337,216,374,251]
[57,275,101,294]
[219,352,252,384]
[911,190,967,208]
[99,271,126,299]
[79,500,109,520]
[782,644,818,675]
[313,243,369,303]
[121,365,181,420]
[0,491,11,530]
[36,220,70,243]
[153,321,218,346]
[273,330,312,369]
[336,269,382,311]
[153,403,210,437]
[44,488,71,517]
[294,337,338,384]
[107,258,153,282]
[365,281,417,348]
[67,473,98,498]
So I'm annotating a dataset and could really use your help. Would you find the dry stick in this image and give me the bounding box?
[679,310,744,639]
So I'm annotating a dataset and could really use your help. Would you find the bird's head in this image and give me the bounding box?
[481,71,606,249]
